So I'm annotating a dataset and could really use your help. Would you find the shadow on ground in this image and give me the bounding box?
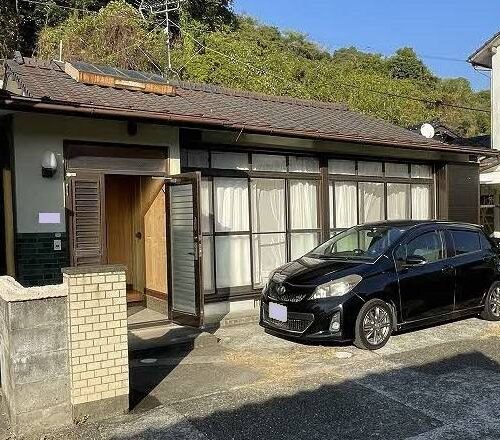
[115,349,500,440]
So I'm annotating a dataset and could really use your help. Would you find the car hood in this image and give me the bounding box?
[273,255,372,286]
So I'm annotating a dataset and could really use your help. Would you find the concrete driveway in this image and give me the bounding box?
[16,317,500,439]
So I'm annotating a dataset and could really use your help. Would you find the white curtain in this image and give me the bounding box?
[251,179,285,232]
[289,180,318,229]
[252,154,286,172]
[291,233,318,260]
[252,233,286,287]
[214,178,249,232]
[289,156,319,173]
[202,236,214,291]
[328,159,356,175]
[201,179,213,233]
[215,235,251,288]
[387,183,409,220]
[332,182,358,228]
[359,182,384,223]
[411,185,431,220]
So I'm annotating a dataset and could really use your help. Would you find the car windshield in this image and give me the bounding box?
[309,225,409,261]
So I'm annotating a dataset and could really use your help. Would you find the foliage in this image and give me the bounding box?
[388,47,436,82]
[38,0,168,71]
[31,1,492,136]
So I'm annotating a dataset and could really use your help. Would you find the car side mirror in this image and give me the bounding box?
[403,254,426,268]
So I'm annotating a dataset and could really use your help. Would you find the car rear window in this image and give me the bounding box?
[450,230,481,256]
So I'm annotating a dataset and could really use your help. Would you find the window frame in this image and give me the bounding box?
[182,147,436,300]
[328,160,434,235]
[185,150,322,299]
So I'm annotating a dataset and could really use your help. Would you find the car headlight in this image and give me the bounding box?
[310,274,362,299]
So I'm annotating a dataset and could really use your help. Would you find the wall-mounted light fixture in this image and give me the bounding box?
[42,151,58,178]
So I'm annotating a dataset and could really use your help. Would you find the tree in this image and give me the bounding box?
[38,0,168,71]
[388,47,435,82]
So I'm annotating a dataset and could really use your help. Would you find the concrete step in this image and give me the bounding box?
[128,323,220,353]
[204,309,260,329]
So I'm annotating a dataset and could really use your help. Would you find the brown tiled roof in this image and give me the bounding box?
[1,57,475,150]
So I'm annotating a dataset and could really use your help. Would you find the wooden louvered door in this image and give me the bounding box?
[67,173,106,267]
[167,172,204,327]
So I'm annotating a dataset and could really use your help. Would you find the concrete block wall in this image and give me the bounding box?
[63,265,129,419]
[0,277,71,435]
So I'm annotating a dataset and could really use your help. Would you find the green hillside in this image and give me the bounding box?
[4,0,490,137]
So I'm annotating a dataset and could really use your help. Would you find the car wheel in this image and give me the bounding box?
[354,299,393,350]
[481,282,500,321]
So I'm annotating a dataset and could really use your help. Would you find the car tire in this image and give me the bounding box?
[354,299,393,350]
[481,282,500,321]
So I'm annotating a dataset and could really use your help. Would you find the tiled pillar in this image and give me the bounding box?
[62,265,129,419]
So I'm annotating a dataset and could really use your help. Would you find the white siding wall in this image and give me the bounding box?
[12,112,179,233]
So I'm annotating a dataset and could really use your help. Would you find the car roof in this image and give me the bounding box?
[360,220,483,231]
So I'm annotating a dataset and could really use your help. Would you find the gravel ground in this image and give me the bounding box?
[5,317,500,440]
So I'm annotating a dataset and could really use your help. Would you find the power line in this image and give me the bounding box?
[168,19,490,114]
[17,0,97,14]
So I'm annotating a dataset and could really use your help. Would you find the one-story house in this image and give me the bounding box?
[0,55,493,326]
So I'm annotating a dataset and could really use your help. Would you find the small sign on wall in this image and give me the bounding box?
[38,213,61,224]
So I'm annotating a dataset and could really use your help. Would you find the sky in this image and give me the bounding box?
[233,0,500,91]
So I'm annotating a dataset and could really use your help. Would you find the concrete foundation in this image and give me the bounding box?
[0,277,71,435]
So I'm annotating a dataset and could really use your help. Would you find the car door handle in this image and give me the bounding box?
[441,265,454,274]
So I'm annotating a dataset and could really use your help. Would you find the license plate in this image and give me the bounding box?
[269,302,287,322]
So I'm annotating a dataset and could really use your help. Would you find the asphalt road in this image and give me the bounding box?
[12,317,500,439]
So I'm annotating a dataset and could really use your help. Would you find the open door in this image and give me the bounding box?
[67,173,106,266]
[167,172,204,327]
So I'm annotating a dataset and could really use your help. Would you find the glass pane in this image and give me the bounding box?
[385,163,409,178]
[451,230,481,255]
[411,184,431,220]
[359,182,385,223]
[289,156,319,173]
[387,183,410,220]
[187,149,209,168]
[328,159,356,175]
[332,181,358,228]
[215,235,251,288]
[211,152,249,170]
[290,180,318,229]
[251,179,285,233]
[252,233,286,288]
[202,236,214,291]
[411,164,432,179]
[214,178,249,232]
[358,161,383,177]
[201,179,213,233]
[407,232,443,263]
[291,232,319,260]
[252,154,286,172]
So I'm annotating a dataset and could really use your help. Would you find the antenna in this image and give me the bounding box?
[136,0,181,74]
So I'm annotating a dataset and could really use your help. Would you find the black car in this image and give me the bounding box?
[260,221,500,350]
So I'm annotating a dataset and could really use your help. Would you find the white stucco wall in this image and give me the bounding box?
[12,112,180,234]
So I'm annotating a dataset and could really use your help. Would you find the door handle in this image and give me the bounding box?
[441,265,454,274]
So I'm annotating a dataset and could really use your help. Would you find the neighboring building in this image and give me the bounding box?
[0,56,491,326]
[468,34,500,236]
